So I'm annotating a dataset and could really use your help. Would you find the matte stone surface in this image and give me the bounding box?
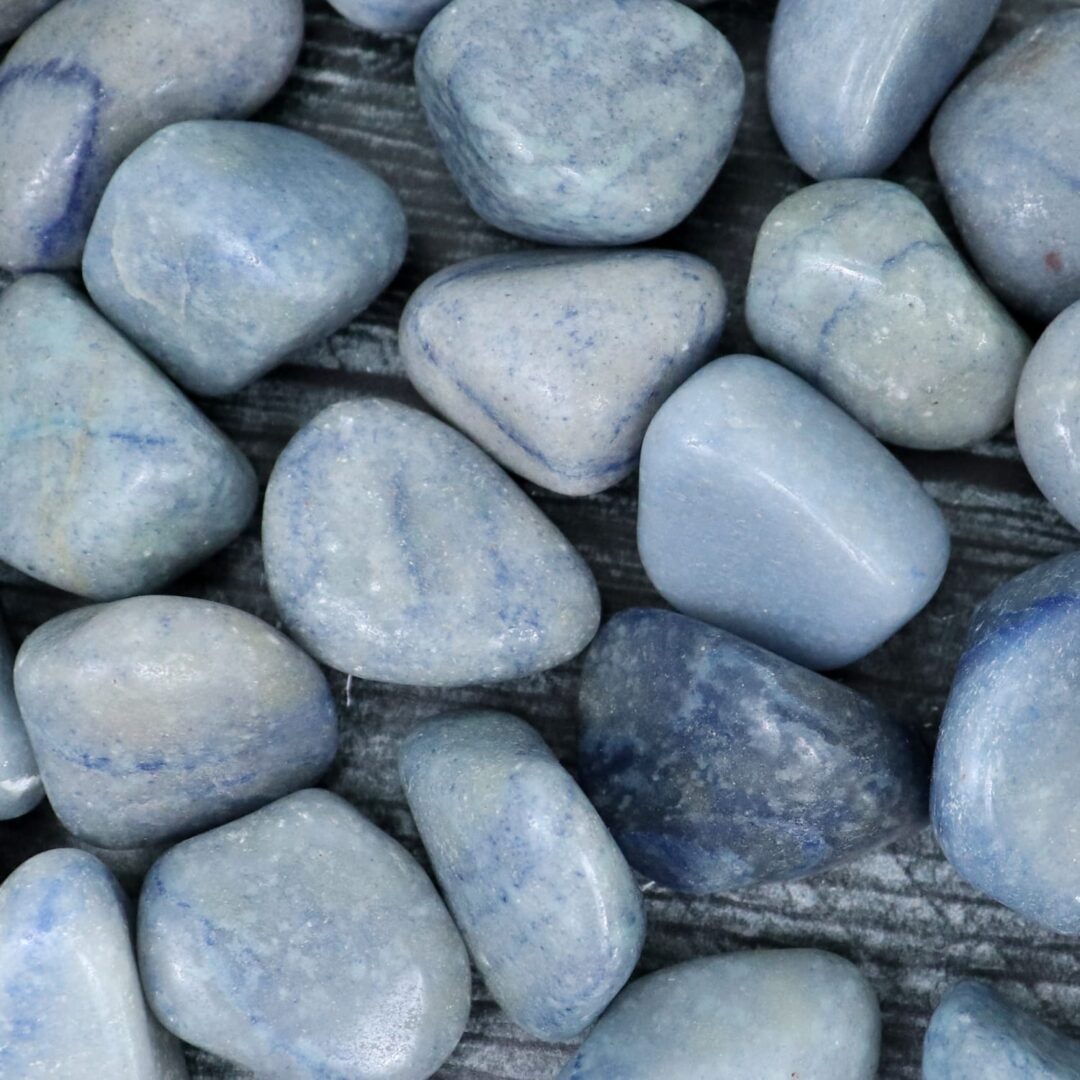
[931,12,1080,321]
[746,179,1029,449]
[400,250,727,495]
[263,397,601,685]
[400,710,645,1040]
[14,595,338,849]
[327,0,450,34]
[139,789,470,1080]
[84,120,408,397]
[558,949,881,1079]
[0,849,188,1079]
[0,614,41,820]
[0,275,257,599]
[637,355,950,670]
[0,0,58,42]
[415,0,744,245]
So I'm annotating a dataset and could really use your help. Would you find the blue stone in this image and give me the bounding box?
[138,789,470,1079]
[263,397,601,685]
[0,848,189,1079]
[0,275,257,599]
[327,0,450,34]
[84,120,408,397]
[768,0,1000,179]
[931,12,1080,321]
[400,710,645,1040]
[637,355,950,670]
[0,0,303,271]
[746,179,1029,449]
[559,949,880,1079]
[400,250,727,495]
[0,0,59,43]
[0,615,41,820]
[14,595,338,848]
[415,0,744,245]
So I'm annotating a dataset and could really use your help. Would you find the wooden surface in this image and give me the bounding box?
[2,1,1080,1076]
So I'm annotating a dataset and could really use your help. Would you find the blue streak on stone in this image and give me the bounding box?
[746,179,1029,450]
[327,0,450,34]
[84,120,408,397]
[137,789,470,1080]
[415,0,744,246]
[0,0,59,43]
[637,355,950,670]
[0,613,42,820]
[13,595,338,849]
[400,710,645,1040]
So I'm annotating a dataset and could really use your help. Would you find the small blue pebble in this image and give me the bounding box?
[0,614,41,821]
[327,0,450,34]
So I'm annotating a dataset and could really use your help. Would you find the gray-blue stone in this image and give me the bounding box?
[84,120,408,397]
[263,397,601,685]
[0,0,303,271]
[327,0,450,34]
[400,710,645,1040]
[139,789,471,1080]
[931,12,1080,321]
[767,0,1000,179]
[0,0,59,43]
[400,250,727,495]
[14,595,338,849]
[746,179,1029,449]
[637,355,950,670]
[0,275,257,599]
[0,614,41,820]
[415,0,744,246]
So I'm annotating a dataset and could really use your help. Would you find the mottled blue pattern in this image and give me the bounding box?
[637,355,950,670]
[415,0,744,245]
[400,250,727,495]
[139,789,470,1080]
[0,614,41,821]
[400,711,645,1040]
[84,120,408,397]
[327,0,450,34]
[0,0,59,42]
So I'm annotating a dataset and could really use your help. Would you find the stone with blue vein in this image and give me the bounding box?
[327,0,450,34]
[0,613,41,820]
[0,0,59,43]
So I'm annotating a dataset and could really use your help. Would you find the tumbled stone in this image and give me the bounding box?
[14,595,338,849]
[0,0,303,271]
[415,0,744,245]
[931,12,1080,321]
[0,615,41,820]
[559,949,880,1079]
[327,0,450,34]
[0,275,257,599]
[84,120,408,397]
[400,710,645,1040]
[139,789,470,1079]
[263,397,600,685]
[0,849,188,1079]
[638,355,950,670]
[400,250,727,495]
[0,0,58,43]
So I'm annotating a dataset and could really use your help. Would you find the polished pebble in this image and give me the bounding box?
[0,275,257,599]
[139,789,471,1080]
[0,0,59,42]
[415,0,744,245]
[400,710,645,1040]
[263,397,600,685]
[400,250,727,495]
[327,0,450,34]
[14,595,338,849]
[638,355,950,669]
[84,120,408,397]
[0,614,41,820]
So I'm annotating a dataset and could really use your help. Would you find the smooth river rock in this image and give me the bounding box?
[84,120,408,397]
[0,614,41,820]
[263,397,600,685]
[0,0,59,42]
[415,0,744,245]
[400,711,645,1040]
[328,0,450,34]
[139,789,471,1079]
[637,355,950,670]
[400,250,727,495]
[14,595,338,848]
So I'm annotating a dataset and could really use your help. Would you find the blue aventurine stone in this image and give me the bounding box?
[0,614,41,820]
[0,0,59,43]
[327,0,450,34]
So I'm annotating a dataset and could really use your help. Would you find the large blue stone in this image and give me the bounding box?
[0,0,58,42]
[327,0,450,34]
[0,614,41,820]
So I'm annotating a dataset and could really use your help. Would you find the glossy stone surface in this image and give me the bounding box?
[415,0,744,245]
[0,849,188,1079]
[559,949,880,1079]
[637,355,950,670]
[931,12,1080,321]
[328,0,449,34]
[14,595,338,848]
[768,0,1000,179]
[400,710,645,1040]
[0,0,303,272]
[0,0,58,42]
[0,275,257,599]
[746,180,1029,449]
[400,250,727,495]
[139,789,470,1079]
[0,615,41,820]
[84,120,408,397]
[263,398,600,685]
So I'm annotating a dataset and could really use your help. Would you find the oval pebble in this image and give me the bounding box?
[0,613,41,820]
[327,0,450,34]
[0,0,59,42]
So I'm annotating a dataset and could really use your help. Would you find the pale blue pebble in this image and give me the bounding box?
[0,613,41,820]
[327,0,450,34]
[0,0,59,42]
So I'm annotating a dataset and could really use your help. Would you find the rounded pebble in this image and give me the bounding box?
[0,614,41,820]
[327,0,450,34]
[0,0,59,42]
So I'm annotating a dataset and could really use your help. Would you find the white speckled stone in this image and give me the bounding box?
[327,0,450,34]
[0,614,41,820]
[0,0,58,42]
